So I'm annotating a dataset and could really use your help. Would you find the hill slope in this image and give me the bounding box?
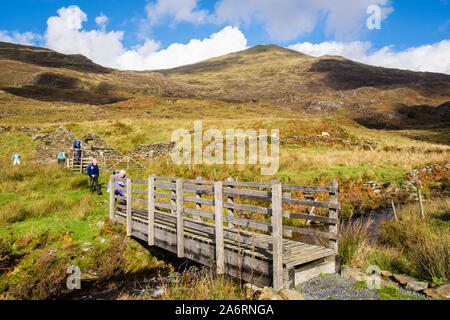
[0,42,197,105]
[160,45,450,128]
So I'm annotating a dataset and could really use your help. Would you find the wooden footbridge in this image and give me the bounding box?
[109,175,340,290]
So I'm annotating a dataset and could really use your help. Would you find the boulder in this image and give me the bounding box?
[380,278,399,288]
[279,289,306,300]
[392,274,418,285]
[340,266,368,282]
[435,284,450,299]
[405,281,428,292]
[258,287,281,300]
[380,270,393,277]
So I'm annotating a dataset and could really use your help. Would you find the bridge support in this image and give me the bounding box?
[271,183,283,291]
[214,181,225,274]
[148,175,155,246]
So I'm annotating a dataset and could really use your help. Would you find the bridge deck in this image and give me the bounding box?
[109,176,339,290]
[115,206,335,288]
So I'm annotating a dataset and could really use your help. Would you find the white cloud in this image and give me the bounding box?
[0,30,41,46]
[145,0,210,26]
[95,13,109,31]
[214,0,393,41]
[289,40,450,74]
[116,26,247,70]
[43,5,247,70]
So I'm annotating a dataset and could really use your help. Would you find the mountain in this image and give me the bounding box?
[159,45,450,128]
[0,42,196,105]
[0,42,449,128]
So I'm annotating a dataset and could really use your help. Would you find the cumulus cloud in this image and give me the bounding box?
[289,40,450,74]
[0,30,41,46]
[95,13,109,31]
[214,0,393,41]
[43,5,246,70]
[145,0,210,26]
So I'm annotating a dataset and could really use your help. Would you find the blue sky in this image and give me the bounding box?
[0,0,449,73]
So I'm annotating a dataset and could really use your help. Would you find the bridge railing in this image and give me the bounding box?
[109,175,339,290]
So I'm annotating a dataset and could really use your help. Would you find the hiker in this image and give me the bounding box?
[110,170,127,205]
[12,153,20,166]
[57,151,66,165]
[73,139,81,161]
[86,159,102,195]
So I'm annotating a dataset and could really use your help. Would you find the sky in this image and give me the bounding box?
[0,0,449,73]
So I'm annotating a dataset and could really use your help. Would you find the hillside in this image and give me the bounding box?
[160,45,450,129]
[0,42,197,105]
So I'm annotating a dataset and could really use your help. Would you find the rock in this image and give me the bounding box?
[96,221,105,228]
[279,289,306,300]
[258,287,279,300]
[435,284,450,299]
[340,266,368,282]
[380,278,399,288]
[392,274,418,285]
[32,133,48,141]
[405,281,428,292]
[424,288,444,299]
[381,270,393,277]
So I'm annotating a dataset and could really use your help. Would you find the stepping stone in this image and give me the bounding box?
[392,274,418,285]
[405,281,428,292]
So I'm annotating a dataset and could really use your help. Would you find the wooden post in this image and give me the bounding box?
[328,180,339,253]
[109,175,115,221]
[176,179,184,258]
[80,157,83,174]
[214,181,225,274]
[147,175,155,246]
[418,189,425,220]
[170,178,176,215]
[271,183,283,291]
[391,198,398,221]
[66,158,69,169]
[126,178,132,237]
[226,177,235,228]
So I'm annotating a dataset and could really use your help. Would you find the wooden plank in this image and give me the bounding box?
[285,212,338,224]
[282,185,332,193]
[283,198,340,210]
[176,179,184,258]
[183,207,215,220]
[184,196,214,206]
[272,183,283,291]
[223,202,270,215]
[109,175,115,221]
[283,225,339,240]
[215,181,225,274]
[148,175,155,246]
[132,189,147,195]
[155,201,176,211]
[155,192,176,200]
[126,178,132,237]
[328,180,339,253]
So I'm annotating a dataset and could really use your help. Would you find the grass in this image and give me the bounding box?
[0,162,163,299]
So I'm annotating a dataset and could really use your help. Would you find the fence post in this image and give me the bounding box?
[418,189,425,220]
[148,175,155,246]
[391,198,398,221]
[109,175,115,221]
[170,178,176,215]
[126,178,132,237]
[271,183,283,291]
[80,157,83,174]
[226,177,235,228]
[328,180,339,254]
[214,181,225,274]
[176,179,184,258]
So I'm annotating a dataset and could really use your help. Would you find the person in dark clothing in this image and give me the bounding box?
[73,139,81,161]
[87,159,102,195]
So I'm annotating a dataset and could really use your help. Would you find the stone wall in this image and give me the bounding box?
[82,133,122,160]
[35,126,76,162]
[128,142,176,158]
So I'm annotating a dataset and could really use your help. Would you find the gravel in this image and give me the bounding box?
[296,273,427,300]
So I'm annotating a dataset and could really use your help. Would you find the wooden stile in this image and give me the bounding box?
[271,183,283,291]
[214,181,225,274]
[126,178,132,236]
[148,175,155,245]
[176,179,184,257]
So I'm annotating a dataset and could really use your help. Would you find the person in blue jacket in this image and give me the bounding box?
[86,159,102,195]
